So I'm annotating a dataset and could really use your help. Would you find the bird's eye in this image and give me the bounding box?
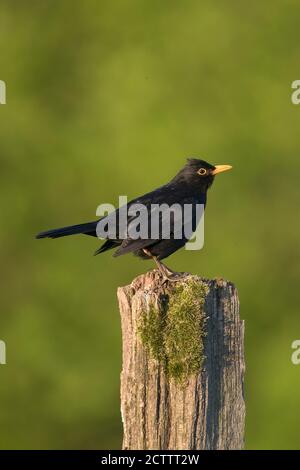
[198,168,207,176]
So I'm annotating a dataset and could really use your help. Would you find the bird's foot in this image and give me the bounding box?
[149,254,191,284]
[161,271,191,284]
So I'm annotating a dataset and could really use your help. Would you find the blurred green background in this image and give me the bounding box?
[0,0,300,450]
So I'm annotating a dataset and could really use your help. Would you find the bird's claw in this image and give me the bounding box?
[161,271,190,284]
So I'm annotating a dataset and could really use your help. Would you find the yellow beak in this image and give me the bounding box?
[212,164,233,175]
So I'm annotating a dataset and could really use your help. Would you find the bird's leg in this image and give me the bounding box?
[158,263,176,276]
[154,257,172,278]
[160,263,190,282]
[143,249,189,282]
[143,249,167,277]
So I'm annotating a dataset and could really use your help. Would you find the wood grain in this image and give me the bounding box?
[117,270,245,450]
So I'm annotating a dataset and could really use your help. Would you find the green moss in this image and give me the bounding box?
[138,277,208,384]
[138,303,167,363]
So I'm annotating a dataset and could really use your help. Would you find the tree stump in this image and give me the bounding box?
[117,270,245,450]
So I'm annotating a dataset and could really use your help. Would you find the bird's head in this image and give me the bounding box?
[173,158,232,192]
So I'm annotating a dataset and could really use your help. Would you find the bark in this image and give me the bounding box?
[117,270,245,450]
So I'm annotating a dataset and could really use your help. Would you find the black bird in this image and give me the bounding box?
[36,159,232,280]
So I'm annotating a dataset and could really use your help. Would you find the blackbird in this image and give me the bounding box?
[36,158,232,280]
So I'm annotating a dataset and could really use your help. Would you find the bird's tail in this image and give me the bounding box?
[36,221,98,239]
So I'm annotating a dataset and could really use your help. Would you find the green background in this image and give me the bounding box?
[1,0,300,449]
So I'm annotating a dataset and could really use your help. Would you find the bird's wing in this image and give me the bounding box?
[113,192,204,257]
[95,183,205,256]
[113,238,157,257]
[95,183,178,240]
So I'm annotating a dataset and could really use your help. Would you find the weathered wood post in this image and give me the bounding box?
[117,270,245,450]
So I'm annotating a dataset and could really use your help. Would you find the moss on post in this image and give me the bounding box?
[118,270,245,450]
[137,277,208,383]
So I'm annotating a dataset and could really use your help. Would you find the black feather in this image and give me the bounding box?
[36,221,98,239]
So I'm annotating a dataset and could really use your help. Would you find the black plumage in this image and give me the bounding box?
[36,158,232,280]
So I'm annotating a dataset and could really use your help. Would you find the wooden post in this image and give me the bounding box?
[117,270,245,450]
